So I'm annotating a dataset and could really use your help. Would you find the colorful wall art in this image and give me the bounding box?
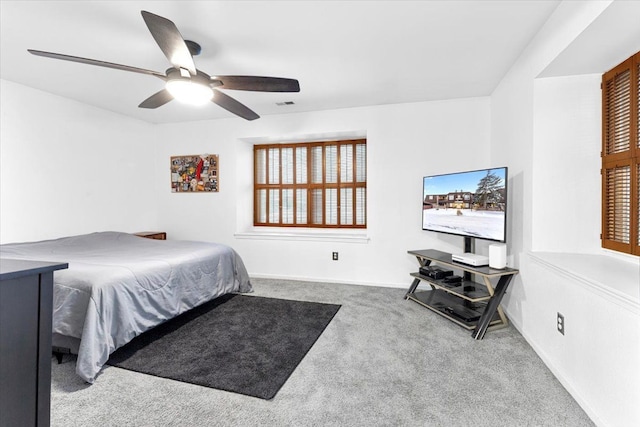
[171,154,219,192]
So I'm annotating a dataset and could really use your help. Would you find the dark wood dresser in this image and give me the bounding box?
[0,258,68,427]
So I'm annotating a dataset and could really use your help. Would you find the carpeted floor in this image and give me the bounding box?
[50,278,595,426]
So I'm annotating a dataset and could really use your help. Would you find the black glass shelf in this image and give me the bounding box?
[407,290,501,330]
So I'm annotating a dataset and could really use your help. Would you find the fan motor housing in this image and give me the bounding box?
[165,68,217,87]
[184,40,201,56]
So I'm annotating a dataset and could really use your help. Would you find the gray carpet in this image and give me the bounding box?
[51,278,595,426]
[106,294,340,399]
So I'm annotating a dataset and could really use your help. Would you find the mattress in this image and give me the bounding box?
[0,231,252,383]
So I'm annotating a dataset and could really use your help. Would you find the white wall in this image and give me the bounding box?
[490,1,639,426]
[489,0,613,262]
[0,80,159,243]
[524,254,639,427]
[532,74,602,253]
[152,98,492,287]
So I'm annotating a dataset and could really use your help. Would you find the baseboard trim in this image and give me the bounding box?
[249,273,406,290]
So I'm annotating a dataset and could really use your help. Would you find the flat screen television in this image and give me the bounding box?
[422,167,507,243]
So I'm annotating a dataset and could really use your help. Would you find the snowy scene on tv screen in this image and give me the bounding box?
[422,168,506,241]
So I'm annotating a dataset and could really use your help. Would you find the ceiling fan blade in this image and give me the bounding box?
[212,89,259,121]
[215,76,300,92]
[138,89,173,109]
[141,10,196,76]
[28,49,166,80]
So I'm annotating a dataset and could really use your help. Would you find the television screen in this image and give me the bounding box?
[422,167,507,242]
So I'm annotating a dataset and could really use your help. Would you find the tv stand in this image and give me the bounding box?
[405,249,519,339]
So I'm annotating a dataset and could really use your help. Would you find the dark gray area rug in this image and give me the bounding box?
[107,294,340,400]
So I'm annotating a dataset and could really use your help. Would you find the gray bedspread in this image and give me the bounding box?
[0,232,252,383]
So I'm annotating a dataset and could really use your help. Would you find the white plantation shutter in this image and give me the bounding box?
[321,144,338,226]
[601,52,639,255]
[282,148,293,185]
[255,149,266,184]
[355,143,367,225]
[340,144,353,182]
[268,189,279,224]
[281,148,294,225]
[356,143,366,182]
[257,189,267,223]
[296,147,307,184]
[282,189,294,224]
[268,148,279,184]
[311,146,322,184]
[341,188,353,225]
[325,145,337,183]
[296,188,307,224]
[254,140,366,228]
[325,188,338,225]
[356,187,366,225]
[311,189,323,224]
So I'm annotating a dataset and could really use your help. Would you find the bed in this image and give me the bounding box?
[0,231,252,383]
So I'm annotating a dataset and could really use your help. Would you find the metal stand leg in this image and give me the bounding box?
[405,257,431,299]
[471,275,513,340]
[405,278,421,299]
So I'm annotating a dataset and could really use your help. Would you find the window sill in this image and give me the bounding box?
[528,251,640,314]
[234,228,370,244]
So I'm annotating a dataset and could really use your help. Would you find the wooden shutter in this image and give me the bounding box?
[295,147,308,225]
[255,148,267,224]
[602,52,639,255]
[325,144,338,225]
[254,140,366,228]
[603,162,631,247]
[637,162,640,251]
[635,53,640,254]
[355,142,367,225]
[637,52,640,153]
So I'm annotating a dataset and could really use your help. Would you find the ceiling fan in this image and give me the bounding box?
[27,10,300,121]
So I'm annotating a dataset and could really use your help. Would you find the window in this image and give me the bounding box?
[601,51,640,256]
[254,139,366,228]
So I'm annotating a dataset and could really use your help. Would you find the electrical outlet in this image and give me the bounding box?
[557,312,565,335]
[332,252,339,261]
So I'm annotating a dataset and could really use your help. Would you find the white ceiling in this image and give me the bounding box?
[0,0,565,124]
[539,0,640,78]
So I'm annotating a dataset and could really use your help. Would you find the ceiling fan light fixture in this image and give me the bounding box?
[29,11,299,120]
[165,79,213,106]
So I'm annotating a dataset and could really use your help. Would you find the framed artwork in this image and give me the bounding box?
[171,154,219,192]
